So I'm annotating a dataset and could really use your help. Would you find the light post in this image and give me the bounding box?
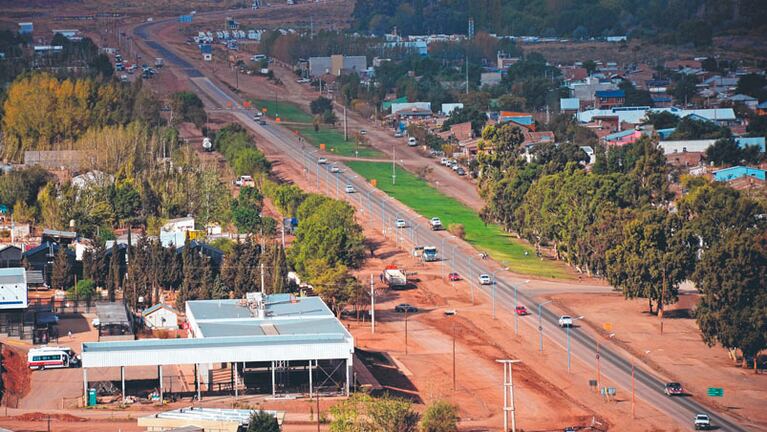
[538,300,552,352]
[445,309,457,391]
[566,316,584,372]
[467,256,475,304]
[491,271,498,319]
[440,237,446,277]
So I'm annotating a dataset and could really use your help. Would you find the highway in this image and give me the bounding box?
[134,17,751,432]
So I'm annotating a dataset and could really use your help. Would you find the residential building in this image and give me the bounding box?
[309,55,366,77]
[602,129,644,146]
[480,72,502,87]
[559,98,580,114]
[497,111,535,129]
[757,101,767,116]
[577,107,737,127]
[441,103,464,116]
[728,94,758,110]
[142,303,179,329]
[595,90,625,109]
[18,22,33,34]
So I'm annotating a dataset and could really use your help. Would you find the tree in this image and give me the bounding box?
[670,74,699,105]
[247,411,280,432]
[735,74,767,101]
[705,138,761,167]
[90,53,114,78]
[170,91,206,128]
[582,60,597,75]
[310,96,333,115]
[69,279,96,301]
[645,111,680,130]
[107,245,122,301]
[420,400,459,432]
[606,209,696,315]
[692,232,767,370]
[51,247,73,290]
[232,187,264,233]
[669,117,730,140]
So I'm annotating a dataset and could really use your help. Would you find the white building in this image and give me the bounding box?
[0,268,27,310]
[142,303,179,329]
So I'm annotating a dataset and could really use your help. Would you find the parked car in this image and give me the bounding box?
[664,382,684,396]
[330,165,340,173]
[395,218,406,228]
[318,157,328,164]
[456,167,466,176]
[259,119,267,125]
[515,305,528,315]
[235,175,255,187]
[359,129,367,135]
[478,274,492,285]
[440,157,449,166]
[344,184,355,193]
[296,78,310,83]
[394,304,418,313]
[394,131,404,138]
[430,217,442,230]
[448,272,461,281]
[694,414,711,430]
[451,164,460,171]
[558,315,573,327]
[408,137,417,146]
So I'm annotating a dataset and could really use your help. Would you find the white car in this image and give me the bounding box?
[344,184,355,193]
[359,129,367,135]
[440,157,449,165]
[296,78,310,83]
[408,137,417,146]
[318,157,328,164]
[330,165,340,173]
[235,175,255,187]
[558,315,573,328]
[694,414,711,430]
[395,218,406,228]
[478,274,492,285]
[394,131,404,138]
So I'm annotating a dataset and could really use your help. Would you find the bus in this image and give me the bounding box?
[27,347,80,370]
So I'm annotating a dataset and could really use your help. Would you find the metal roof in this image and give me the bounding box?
[95,302,131,326]
[83,333,345,353]
[140,407,285,427]
[0,268,25,285]
[186,294,332,321]
[197,317,346,338]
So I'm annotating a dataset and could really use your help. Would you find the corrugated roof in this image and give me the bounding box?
[83,333,346,352]
[595,90,625,98]
[0,268,25,285]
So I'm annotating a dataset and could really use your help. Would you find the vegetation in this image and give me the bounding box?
[345,160,570,278]
[247,410,280,432]
[420,400,459,432]
[170,91,206,128]
[330,393,419,432]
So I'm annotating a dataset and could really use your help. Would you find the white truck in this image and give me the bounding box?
[383,265,407,288]
[422,246,438,262]
[430,217,443,231]
[154,57,164,67]
[202,137,213,152]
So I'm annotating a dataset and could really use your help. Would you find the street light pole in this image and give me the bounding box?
[468,256,475,304]
[631,364,636,418]
[404,308,408,355]
[452,320,456,391]
[538,300,552,352]
[514,285,519,335]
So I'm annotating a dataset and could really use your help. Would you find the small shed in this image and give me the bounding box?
[142,303,179,329]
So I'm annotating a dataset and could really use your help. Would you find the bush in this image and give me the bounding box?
[68,279,96,301]
[447,223,465,239]
[247,410,280,432]
[420,400,459,432]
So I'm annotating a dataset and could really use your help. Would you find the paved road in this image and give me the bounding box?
[135,18,751,432]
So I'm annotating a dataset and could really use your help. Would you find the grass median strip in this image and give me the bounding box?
[251,98,314,123]
[345,161,572,279]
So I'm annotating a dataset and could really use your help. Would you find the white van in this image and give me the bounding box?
[28,346,80,370]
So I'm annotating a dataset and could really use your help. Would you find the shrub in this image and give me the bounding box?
[448,223,465,239]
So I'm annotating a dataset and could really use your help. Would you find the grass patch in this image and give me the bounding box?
[250,98,314,124]
[293,126,384,158]
[345,161,572,280]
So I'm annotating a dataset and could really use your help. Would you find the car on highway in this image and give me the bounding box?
[515,305,529,315]
[395,218,407,228]
[558,315,573,327]
[448,272,461,281]
[318,157,328,164]
[259,119,267,125]
[694,414,711,430]
[253,112,263,120]
[359,129,367,135]
[430,217,443,230]
[664,382,684,396]
[344,184,355,193]
[394,131,404,138]
[478,274,492,285]
[394,304,418,313]
[330,165,340,173]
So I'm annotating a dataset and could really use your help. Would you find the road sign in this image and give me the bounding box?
[603,322,613,332]
[707,387,724,397]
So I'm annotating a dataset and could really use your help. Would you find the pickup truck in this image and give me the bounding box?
[430,217,442,230]
[694,414,711,430]
[235,175,255,187]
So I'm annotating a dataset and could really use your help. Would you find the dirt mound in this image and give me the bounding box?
[13,412,87,422]
[1,345,32,406]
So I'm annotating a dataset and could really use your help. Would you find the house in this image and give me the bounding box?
[498,112,535,129]
[570,78,618,105]
[142,303,179,329]
[24,150,85,170]
[727,94,758,110]
[713,166,766,182]
[757,101,767,117]
[497,52,519,69]
[308,55,366,77]
[579,146,595,165]
[42,229,77,246]
[602,129,644,146]
[18,22,33,34]
[659,137,765,155]
[0,246,22,268]
[577,107,737,127]
[21,241,75,287]
[0,268,27,310]
[666,151,705,168]
[595,90,625,109]
[559,98,580,114]
[447,122,473,142]
[441,103,464,116]
[161,217,195,247]
[72,170,113,189]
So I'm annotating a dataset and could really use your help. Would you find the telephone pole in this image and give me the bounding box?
[497,359,522,432]
[260,263,266,294]
[370,274,375,334]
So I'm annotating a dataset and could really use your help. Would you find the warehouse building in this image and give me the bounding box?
[81,293,354,401]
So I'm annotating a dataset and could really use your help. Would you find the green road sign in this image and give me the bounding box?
[707,387,724,397]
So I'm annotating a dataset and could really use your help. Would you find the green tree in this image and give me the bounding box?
[170,91,206,128]
[645,111,680,130]
[232,187,264,233]
[420,400,459,432]
[51,247,73,290]
[582,60,597,75]
[735,74,767,101]
[310,96,333,115]
[330,393,419,432]
[705,138,761,166]
[692,233,767,370]
[670,74,699,105]
[247,410,280,432]
[606,209,696,315]
[69,279,96,301]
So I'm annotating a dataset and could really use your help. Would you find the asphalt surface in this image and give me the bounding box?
[135,17,751,432]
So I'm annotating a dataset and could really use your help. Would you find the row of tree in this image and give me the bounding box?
[478,123,767,364]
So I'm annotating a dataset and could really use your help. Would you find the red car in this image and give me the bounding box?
[448,272,461,281]
[515,305,528,316]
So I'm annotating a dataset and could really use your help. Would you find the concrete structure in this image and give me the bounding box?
[81,293,354,402]
[441,103,464,116]
[577,107,737,126]
[138,407,284,432]
[480,72,502,87]
[161,217,195,247]
[659,137,765,155]
[95,302,133,341]
[309,55,366,77]
[560,98,580,113]
[142,303,179,330]
[0,268,27,310]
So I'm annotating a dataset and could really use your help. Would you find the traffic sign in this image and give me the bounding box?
[603,322,613,332]
[707,387,724,397]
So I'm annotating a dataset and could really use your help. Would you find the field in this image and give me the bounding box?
[345,161,572,279]
[250,98,314,124]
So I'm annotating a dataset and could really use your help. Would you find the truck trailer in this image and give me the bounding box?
[383,265,407,288]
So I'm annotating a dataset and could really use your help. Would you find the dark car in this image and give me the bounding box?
[456,167,466,176]
[664,382,684,396]
[394,304,418,313]
[448,272,461,281]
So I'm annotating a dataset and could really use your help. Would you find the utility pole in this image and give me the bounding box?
[370,274,375,334]
[344,105,348,140]
[280,221,285,249]
[497,359,522,432]
[452,320,457,390]
[631,364,636,418]
[260,263,266,294]
[465,55,469,94]
[392,145,396,185]
[404,308,408,355]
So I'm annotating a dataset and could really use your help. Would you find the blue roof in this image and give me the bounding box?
[560,98,580,111]
[200,44,212,54]
[603,129,636,141]
[713,166,766,182]
[595,90,625,98]
[735,137,765,153]
[758,101,767,109]
[656,128,676,139]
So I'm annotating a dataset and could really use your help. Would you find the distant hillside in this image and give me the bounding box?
[352,0,767,45]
